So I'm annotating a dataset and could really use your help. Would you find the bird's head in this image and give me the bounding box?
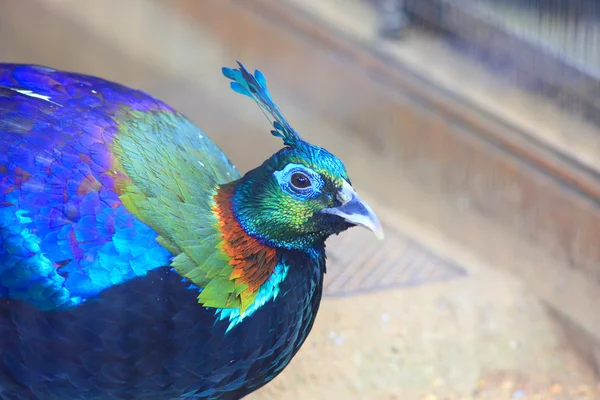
[222,63,383,252]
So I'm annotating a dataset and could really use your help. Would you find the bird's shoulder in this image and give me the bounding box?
[0,64,239,310]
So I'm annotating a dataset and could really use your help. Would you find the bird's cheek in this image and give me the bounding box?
[279,203,311,230]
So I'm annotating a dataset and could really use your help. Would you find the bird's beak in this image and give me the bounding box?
[321,180,384,240]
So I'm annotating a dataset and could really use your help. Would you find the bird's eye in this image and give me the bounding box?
[290,172,311,189]
[274,164,323,199]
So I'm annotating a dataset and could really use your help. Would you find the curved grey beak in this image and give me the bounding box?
[321,180,384,240]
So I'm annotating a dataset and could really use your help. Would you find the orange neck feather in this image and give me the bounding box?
[213,183,278,295]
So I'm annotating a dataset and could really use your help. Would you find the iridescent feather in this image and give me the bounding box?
[0,64,239,311]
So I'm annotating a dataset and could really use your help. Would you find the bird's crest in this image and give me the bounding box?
[222,62,302,147]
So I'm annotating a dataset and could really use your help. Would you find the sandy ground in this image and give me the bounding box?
[249,215,600,400]
[251,266,600,399]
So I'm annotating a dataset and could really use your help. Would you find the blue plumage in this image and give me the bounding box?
[0,65,176,311]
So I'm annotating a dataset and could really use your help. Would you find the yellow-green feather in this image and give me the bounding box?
[111,109,247,309]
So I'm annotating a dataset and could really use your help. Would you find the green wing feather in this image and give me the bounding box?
[113,109,241,307]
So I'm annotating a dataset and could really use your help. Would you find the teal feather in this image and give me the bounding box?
[222,62,302,147]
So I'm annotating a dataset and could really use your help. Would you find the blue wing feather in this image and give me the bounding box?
[0,64,174,310]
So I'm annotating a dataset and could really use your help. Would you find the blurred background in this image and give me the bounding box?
[1,0,599,398]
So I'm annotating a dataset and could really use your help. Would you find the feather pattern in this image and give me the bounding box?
[0,64,246,309]
[0,65,178,310]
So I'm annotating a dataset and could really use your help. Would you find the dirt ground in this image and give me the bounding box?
[249,210,600,400]
[250,269,600,399]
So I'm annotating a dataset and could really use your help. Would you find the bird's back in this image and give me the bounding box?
[0,63,237,310]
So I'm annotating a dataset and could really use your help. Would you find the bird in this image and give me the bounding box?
[0,62,383,400]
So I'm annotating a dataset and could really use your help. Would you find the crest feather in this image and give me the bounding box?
[222,62,302,147]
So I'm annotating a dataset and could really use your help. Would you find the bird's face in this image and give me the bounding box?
[232,142,383,250]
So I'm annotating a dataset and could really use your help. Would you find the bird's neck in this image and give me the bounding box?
[204,181,327,331]
[212,182,280,301]
[212,180,328,314]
